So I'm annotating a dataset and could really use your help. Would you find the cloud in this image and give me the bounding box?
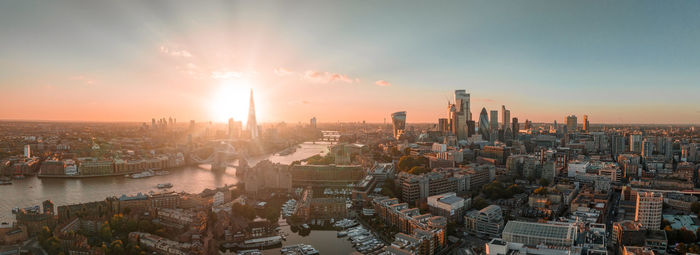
[159,45,193,58]
[274,67,294,76]
[211,71,242,80]
[70,75,96,85]
[303,70,354,84]
[375,80,392,87]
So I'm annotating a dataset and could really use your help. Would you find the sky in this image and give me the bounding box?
[1,1,699,125]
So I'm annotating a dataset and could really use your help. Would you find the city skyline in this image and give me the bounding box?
[1,1,700,124]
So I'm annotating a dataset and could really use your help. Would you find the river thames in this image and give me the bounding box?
[0,142,330,223]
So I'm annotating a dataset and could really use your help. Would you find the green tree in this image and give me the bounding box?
[408,166,429,175]
[472,198,489,210]
[692,202,700,214]
[397,156,428,172]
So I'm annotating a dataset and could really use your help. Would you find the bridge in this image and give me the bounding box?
[189,140,245,171]
[319,130,340,143]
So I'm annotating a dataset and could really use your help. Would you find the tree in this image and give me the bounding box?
[408,166,429,175]
[692,202,700,214]
[397,156,428,172]
[539,178,550,187]
[472,198,489,210]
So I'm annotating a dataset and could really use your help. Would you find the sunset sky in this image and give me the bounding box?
[1,1,699,124]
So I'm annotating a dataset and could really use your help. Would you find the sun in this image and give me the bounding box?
[209,79,251,124]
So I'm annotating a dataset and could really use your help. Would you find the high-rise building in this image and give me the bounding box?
[511,118,519,137]
[189,120,195,130]
[454,90,470,121]
[612,134,625,157]
[467,120,476,137]
[630,134,642,154]
[24,145,31,158]
[453,90,470,140]
[310,117,317,129]
[642,139,653,158]
[391,111,407,140]
[151,118,156,129]
[635,191,662,230]
[566,115,577,133]
[489,110,498,132]
[665,137,673,160]
[501,106,510,131]
[438,118,449,133]
[247,89,259,139]
[582,115,590,132]
[479,108,490,141]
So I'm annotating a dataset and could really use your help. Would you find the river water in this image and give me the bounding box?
[0,142,331,223]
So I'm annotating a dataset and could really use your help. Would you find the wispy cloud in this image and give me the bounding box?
[273,67,358,84]
[159,45,193,58]
[211,71,242,80]
[70,75,96,85]
[303,70,355,84]
[375,80,392,87]
[273,67,294,76]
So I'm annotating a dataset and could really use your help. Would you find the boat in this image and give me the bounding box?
[155,170,170,176]
[337,231,347,238]
[0,180,11,185]
[157,183,173,189]
[301,224,310,230]
[130,170,154,179]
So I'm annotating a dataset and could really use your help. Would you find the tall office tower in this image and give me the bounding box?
[448,103,457,134]
[689,143,697,162]
[23,145,31,158]
[635,191,663,230]
[467,120,476,137]
[612,134,625,157]
[566,115,577,133]
[665,137,673,160]
[189,120,195,130]
[501,106,511,130]
[151,118,156,129]
[453,90,470,140]
[247,89,259,139]
[630,134,642,153]
[310,117,317,129]
[391,111,407,140]
[524,119,531,130]
[642,139,653,158]
[228,118,235,138]
[438,118,449,133]
[454,90,471,121]
[479,108,490,141]
[169,117,173,126]
[490,110,498,131]
[582,115,590,132]
[512,117,519,138]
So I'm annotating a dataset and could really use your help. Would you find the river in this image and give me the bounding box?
[0,141,331,223]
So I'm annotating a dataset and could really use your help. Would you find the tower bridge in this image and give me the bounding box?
[189,140,245,171]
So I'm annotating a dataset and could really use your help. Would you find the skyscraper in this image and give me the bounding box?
[391,111,407,140]
[630,134,642,153]
[489,110,498,132]
[512,117,519,137]
[438,118,449,133]
[453,90,470,140]
[479,108,490,141]
[566,115,577,133]
[501,105,510,131]
[612,134,625,157]
[247,89,259,139]
[635,191,663,230]
[582,115,589,132]
[642,139,653,158]
[310,117,317,129]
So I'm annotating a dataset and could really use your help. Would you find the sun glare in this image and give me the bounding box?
[209,80,251,124]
